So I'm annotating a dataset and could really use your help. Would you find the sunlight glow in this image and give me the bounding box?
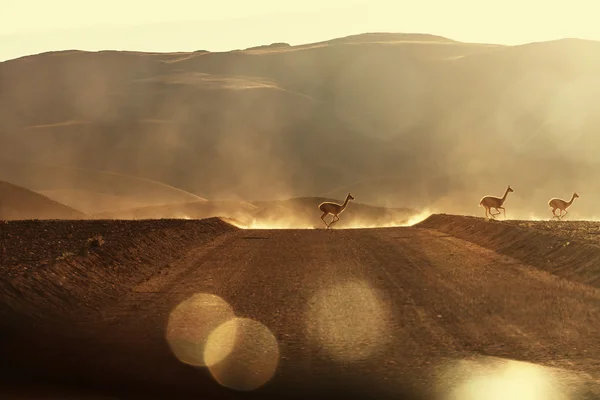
[236,210,433,229]
[402,209,433,226]
[5,0,600,62]
[525,213,547,222]
[245,217,316,229]
[436,357,576,400]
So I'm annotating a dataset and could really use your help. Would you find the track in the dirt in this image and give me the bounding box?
[2,223,600,399]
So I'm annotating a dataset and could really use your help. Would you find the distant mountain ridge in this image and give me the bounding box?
[2,32,600,217]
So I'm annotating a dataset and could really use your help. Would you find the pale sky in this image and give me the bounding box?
[1,0,599,62]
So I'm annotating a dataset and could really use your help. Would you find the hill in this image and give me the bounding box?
[0,161,205,214]
[0,180,86,220]
[90,196,416,228]
[2,33,600,215]
[91,199,259,221]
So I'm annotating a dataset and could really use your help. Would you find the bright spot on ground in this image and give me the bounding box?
[436,356,576,400]
[525,213,547,221]
[165,293,235,367]
[245,218,315,229]
[234,210,433,229]
[402,210,433,226]
[306,279,391,362]
[205,317,280,391]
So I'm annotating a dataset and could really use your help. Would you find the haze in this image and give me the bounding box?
[4,3,600,398]
[3,0,600,226]
[2,0,600,62]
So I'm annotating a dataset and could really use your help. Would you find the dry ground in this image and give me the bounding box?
[508,219,600,244]
[0,218,237,323]
[1,214,600,399]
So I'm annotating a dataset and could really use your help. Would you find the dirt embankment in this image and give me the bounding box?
[0,218,238,326]
[418,214,600,288]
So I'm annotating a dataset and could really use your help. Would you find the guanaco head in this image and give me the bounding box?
[348,193,355,201]
[574,192,580,199]
[507,185,514,193]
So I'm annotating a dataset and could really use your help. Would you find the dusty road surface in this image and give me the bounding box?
[2,218,600,399]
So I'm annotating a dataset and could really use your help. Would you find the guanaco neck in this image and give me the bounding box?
[500,187,510,204]
[340,195,351,210]
[567,194,576,206]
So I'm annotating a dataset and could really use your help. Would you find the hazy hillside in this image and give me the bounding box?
[90,199,259,221]
[0,181,86,220]
[0,161,206,214]
[90,196,415,229]
[2,33,600,218]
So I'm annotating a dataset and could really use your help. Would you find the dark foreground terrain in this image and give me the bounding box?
[1,215,600,399]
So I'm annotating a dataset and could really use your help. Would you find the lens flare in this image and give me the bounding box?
[436,357,580,400]
[306,280,391,362]
[205,317,280,391]
[166,293,235,367]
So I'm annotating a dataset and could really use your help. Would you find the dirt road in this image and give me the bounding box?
[3,224,600,399]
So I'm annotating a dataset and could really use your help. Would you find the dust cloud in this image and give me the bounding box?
[232,203,431,229]
[0,51,312,208]
[2,37,600,221]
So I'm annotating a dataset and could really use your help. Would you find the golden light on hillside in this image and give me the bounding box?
[218,217,248,229]
[245,217,316,229]
[305,280,391,362]
[403,210,433,226]
[338,209,433,229]
[524,213,548,221]
[235,210,433,230]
